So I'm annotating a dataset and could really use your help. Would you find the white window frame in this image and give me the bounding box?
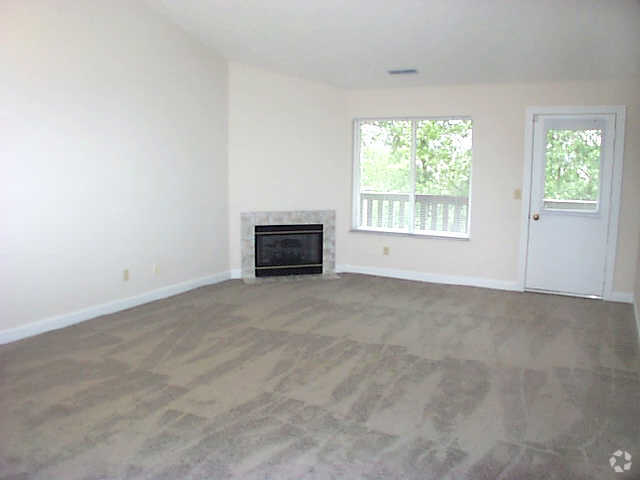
[351,116,473,239]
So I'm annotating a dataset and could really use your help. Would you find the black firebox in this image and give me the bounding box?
[255,224,323,277]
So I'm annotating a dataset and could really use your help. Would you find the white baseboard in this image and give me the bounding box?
[221,266,637,307]
[604,291,634,303]
[634,300,639,340]
[0,271,232,345]
[4,266,631,346]
[336,264,521,292]
[336,265,634,303]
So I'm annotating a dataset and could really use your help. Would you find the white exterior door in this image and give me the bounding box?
[525,113,616,297]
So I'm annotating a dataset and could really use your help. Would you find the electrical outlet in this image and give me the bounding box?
[152,263,158,275]
[383,246,390,256]
[123,269,129,282]
[513,188,522,200]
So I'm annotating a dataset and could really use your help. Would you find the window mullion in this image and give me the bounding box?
[408,120,417,233]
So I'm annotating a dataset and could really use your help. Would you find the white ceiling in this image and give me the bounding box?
[146,0,640,88]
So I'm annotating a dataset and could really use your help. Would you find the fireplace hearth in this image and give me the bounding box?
[255,224,323,277]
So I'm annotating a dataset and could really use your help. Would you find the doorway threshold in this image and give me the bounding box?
[525,287,602,300]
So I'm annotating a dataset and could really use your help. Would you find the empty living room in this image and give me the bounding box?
[2,1,640,478]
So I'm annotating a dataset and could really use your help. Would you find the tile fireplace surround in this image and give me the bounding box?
[240,210,336,282]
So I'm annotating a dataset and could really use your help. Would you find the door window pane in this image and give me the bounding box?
[359,120,411,230]
[544,129,602,211]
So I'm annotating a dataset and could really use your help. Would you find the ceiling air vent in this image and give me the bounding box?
[388,69,418,75]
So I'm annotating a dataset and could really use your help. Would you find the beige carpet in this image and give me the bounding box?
[1,274,639,479]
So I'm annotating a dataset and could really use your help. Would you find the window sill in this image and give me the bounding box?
[350,228,470,240]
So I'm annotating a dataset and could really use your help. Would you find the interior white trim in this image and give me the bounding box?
[524,288,632,303]
[603,107,626,300]
[336,264,520,292]
[0,271,232,345]
[634,299,639,342]
[604,291,634,304]
[518,105,626,301]
[337,264,633,302]
[351,119,361,229]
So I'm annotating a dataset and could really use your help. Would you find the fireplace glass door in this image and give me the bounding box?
[255,224,323,277]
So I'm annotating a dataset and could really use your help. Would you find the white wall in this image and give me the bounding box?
[228,64,640,295]
[0,1,229,331]
[228,62,348,271]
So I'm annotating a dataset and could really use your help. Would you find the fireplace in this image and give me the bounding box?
[254,224,323,277]
[241,210,335,282]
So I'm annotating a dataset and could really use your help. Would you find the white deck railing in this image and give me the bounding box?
[360,192,469,233]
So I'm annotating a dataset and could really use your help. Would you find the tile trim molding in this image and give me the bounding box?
[0,271,231,345]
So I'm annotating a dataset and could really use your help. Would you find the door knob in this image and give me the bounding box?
[532,213,540,221]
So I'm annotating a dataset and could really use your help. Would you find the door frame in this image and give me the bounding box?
[518,105,626,300]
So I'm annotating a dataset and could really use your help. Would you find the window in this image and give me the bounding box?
[353,117,472,237]
[543,127,602,212]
